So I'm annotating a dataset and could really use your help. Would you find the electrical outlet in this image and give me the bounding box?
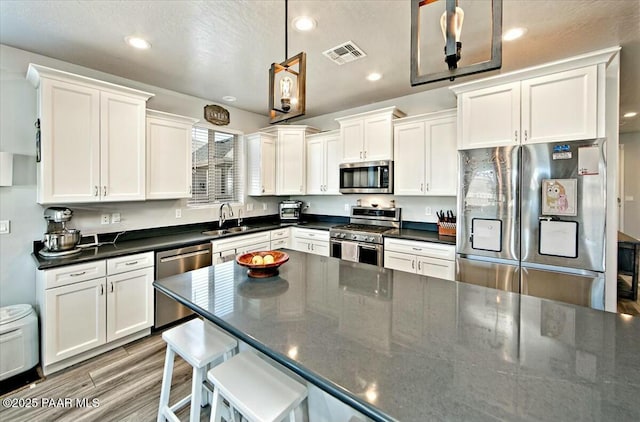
[101,214,110,224]
[0,220,10,234]
[246,203,254,212]
[262,203,267,211]
[344,204,349,211]
[111,213,121,223]
[425,207,432,216]
[175,208,182,218]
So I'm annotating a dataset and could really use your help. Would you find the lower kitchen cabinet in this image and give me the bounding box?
[211,231,271,263]
[384,238,455,280]
[106,267,154,341]
[291,228,330,257]
[270,227,290,250]
[43,277,106,364]
[36,252,154,374]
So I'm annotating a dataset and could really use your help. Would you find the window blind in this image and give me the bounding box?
[190,126,243,206]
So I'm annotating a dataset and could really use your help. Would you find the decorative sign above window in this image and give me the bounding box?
[204,105,230,126]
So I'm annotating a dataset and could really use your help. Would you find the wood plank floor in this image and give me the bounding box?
[0,332,208,422]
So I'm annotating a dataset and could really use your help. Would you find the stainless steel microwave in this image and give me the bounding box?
[339,160,393,194]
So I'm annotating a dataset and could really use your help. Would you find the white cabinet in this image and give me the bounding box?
[306,130,341,195]
[36,252,154,374]
[211,231,272,263]
[27,64,153,204]
[270,228,290,250]
[384,238,455,280]
[394,110,457,196]
[146,110,197,199]
[43,277,106,364]
[257,125,319,195]
[246,132,276,196]
[336,107,405,163]
[454,65,599,149]
[291,228,330,257]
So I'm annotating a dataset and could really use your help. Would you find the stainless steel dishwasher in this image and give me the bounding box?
[155,243,212,329]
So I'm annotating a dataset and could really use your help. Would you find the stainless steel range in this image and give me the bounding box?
[330,206,401,266]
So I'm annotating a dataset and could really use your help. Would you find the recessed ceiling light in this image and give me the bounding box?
[125,36,151,50]
[503,27,527,42]
[366,73,382,82]
[623,111,637,118]
[292,16,316,31]
[222,96,237,102]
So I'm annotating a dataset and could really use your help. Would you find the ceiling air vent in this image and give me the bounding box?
[323,41,367,65]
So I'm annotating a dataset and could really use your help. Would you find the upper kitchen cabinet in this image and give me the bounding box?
[246,132,276,196]
[306,130,341,195]
[336,107,405,163]
[451,48,618,150]
[260,125,319,195]
[146,110,198,200]
[394,110,457,196]
[27,64,153,204]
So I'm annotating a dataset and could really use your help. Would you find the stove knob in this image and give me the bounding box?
[339,233,346,239]
[368,236,375,242]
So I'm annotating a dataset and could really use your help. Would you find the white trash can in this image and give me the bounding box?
[0,304,39,381]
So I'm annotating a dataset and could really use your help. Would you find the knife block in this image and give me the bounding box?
[438,222,456,237]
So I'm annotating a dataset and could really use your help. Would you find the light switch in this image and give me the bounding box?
[111,213,121,223]
[0,220,9,234]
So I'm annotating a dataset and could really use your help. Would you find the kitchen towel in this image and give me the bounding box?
[342,242,359,262]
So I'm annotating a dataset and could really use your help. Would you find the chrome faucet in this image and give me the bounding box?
[218,202,233,228]
[237,208,243,227]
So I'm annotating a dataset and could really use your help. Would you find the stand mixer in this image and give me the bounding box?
[38,207,82,258]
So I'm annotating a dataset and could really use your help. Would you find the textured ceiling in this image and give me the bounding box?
[1,0,639,132]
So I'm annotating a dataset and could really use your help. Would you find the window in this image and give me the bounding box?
[190,126,243,206]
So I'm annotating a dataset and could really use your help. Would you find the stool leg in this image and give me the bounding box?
[209,388,222,422]
[190,366,204,422]
[157,346,175,422]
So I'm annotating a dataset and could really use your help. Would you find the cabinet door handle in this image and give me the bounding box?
[311,244,314,251]
[515,130,518,143]
[524,130,528,142]
[94,186,99,197]
[262,186,265,193]
[364,151,367,159]
[70,271,86,277]
[420,183,423,192]
[189,185,192,194]
[100,285,104,295]
[125,260,138,266]
[103,186,107,196]
[411,260,415,269]
[110,282,114,293]
[426,183,429,191]
[412,247,422,251]
[418,261,421,271]
[360,151,363,159]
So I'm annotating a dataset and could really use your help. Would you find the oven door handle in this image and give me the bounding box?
[359,243,380,250]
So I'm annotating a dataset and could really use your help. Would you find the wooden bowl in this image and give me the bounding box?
[236,250,289,278]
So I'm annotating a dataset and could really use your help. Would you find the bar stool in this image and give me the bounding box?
[207,351,308,422]
[157,318,237,422]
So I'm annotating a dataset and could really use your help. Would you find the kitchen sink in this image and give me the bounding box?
[226,226,251,233]
[202,229,228,236]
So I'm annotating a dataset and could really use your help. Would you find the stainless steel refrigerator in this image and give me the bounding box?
[456,139,606,310]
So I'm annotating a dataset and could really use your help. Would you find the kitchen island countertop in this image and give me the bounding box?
[154,249,640,421]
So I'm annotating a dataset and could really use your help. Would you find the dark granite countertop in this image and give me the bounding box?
[154,250,640,422]
[383,228,456,245]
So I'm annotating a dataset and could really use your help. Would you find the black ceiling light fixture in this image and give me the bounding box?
[410,0,502,85]
[269,0,306,124]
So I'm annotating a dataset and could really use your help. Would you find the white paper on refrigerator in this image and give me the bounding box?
[539,220,578,258]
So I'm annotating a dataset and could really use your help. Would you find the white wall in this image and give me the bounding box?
[291,194,456,223]
[620,131,640,238]
[0,44,275,307]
